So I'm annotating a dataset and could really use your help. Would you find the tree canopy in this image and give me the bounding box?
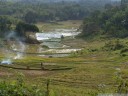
[15,22,39,37]
[81,4,128,38]
[0,16,12,37]
[0,0,116,23]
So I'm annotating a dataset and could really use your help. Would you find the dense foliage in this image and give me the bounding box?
[0,16,12,37]
[15,22,39,37]
[82,4,128,38]
[0,74,46,96]
[0,0,115,23]
[0,0,117,39]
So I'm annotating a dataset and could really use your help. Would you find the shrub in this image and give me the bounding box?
[120,48,128,54]
[103,39,125,51]
[0,73,45,96]
[114,71,128,94]
[15,22,39,37]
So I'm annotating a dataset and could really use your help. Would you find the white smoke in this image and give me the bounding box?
[13,39,25,60]
[14,52,23,60]
[1,59,12,65]
[1,31,26,64]
[1,49,13,64]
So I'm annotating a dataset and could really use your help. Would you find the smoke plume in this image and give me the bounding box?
[1,31,26,64]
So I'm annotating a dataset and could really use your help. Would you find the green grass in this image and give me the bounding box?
[36,20,82,32]
[0,47,125,95]
[1,21,128,95]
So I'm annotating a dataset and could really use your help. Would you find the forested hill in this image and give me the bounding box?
[0,0,119,23]
[0,0,120,41]
[81,1,128,38]
[4,0,118,4]
[3,0,112,3]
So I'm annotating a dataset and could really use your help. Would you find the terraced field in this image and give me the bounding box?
[0,21,128,95]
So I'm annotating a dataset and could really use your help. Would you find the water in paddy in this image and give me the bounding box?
[35,28,81,57]
[8,28,81,58]
[36,28,80,41]
[41,41,68,49]
[0,28,81,65]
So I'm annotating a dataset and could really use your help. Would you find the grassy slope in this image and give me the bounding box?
[36,20,82,32]
[0,21,128,95]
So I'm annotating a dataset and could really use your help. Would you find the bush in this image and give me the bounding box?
[0,73,45,96]
[88,48,98,52]
[114,71,128,94]
[103,39,125,51]
[82,22,100,36]
[15,22,39,37]
[120,48,128,54]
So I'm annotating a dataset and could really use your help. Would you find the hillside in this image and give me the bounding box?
[1,0,128,96]
[80,2,128,39]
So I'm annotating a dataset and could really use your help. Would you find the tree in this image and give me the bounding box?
[15,22,39,37]
[82,22,100,36]
[24,11,38,23]
[81,4,128,38]
[121,0,128,6]
[0,16,12,37]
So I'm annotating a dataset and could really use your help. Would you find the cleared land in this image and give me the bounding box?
[0,21,128,96]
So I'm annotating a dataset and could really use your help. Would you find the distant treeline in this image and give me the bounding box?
[0,0,121,40]
[81,3,128,38]
[0,16,39,39]
[0,0,119,23]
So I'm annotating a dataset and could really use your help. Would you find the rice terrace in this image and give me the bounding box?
[0,0,128,96]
